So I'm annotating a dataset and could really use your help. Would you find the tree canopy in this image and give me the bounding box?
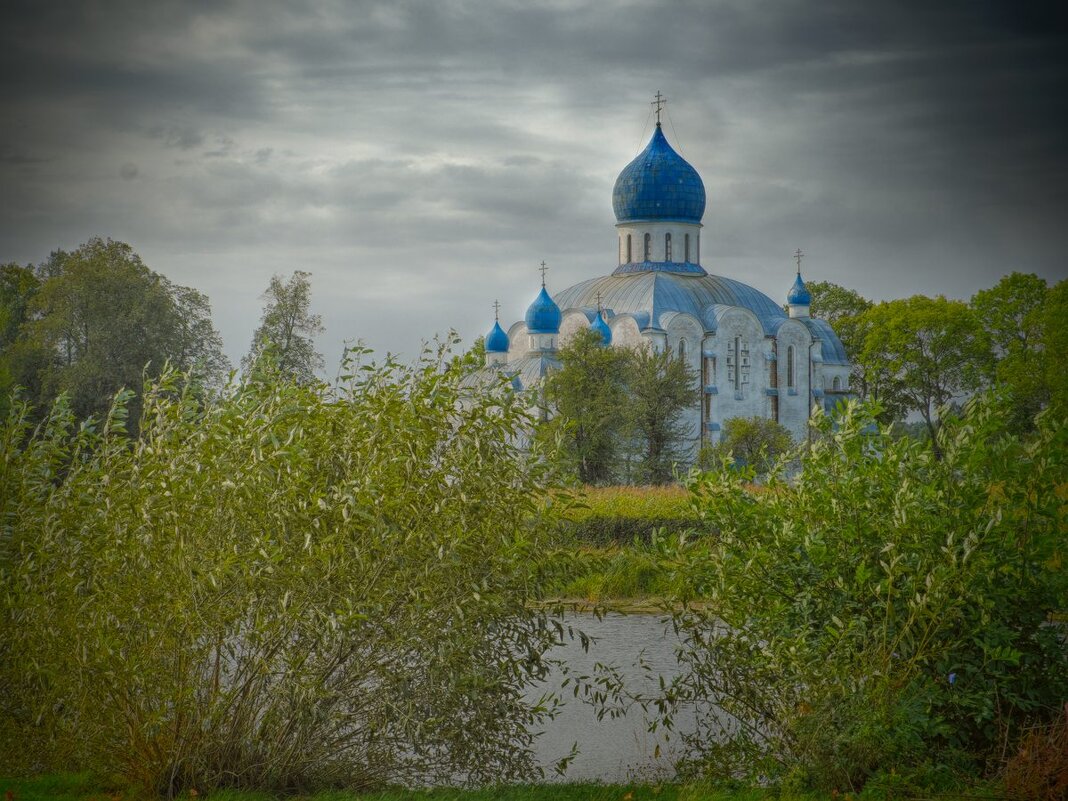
[243,270,324,383]
[0,238,228,425]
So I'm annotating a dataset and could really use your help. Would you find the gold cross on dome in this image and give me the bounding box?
[652,91,666,124]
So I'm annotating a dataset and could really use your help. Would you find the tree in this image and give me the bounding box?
[243,271,324,384]
[971,272,1050,429]
[700,416,793,474]
[804,281,883,410]
[856,296,990,456]
[20,238,229,424]
[623,345,698,484]
[541,328,630,484]
[805,280,872,329]
[1040,279,1068,419]
[0,264,45,413]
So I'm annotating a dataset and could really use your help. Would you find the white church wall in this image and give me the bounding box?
[705,307,769,440]
[609,315,643,349]
[506,321,529,362]
[559,310,592,345]
[774,319,813,441]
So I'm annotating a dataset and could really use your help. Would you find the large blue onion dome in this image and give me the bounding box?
[525,286,561,333]
[485,320,509,353]
[612,124,706,224]
[787,273,811,305]
[590,312,612,345]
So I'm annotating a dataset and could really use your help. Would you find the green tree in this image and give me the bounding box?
[623,345,698,484]
[542,328,630,484]
[0,264,45,413]
[1041,279,1068,418]
[856,296,990,455]
[0,346,569,793]
[699,415,793,474]
[243,270,324,383]
[804,281,883,409]
[659,398,1067,789]
[971,272,1050,429]
[22,238,228,424]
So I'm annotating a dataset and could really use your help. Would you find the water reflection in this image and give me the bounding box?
[527,611,695,783]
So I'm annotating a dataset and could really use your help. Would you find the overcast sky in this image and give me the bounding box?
[2,0,1066,370]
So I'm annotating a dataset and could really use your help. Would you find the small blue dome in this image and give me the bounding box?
[525,286,561,334]
[485,320,509,353]
[590,313,612,345]
[787,273,811,305]
[612,125,706,224]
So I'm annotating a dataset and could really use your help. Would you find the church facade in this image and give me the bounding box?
[477,112,852,453]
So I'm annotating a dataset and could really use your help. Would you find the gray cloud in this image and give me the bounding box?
[1,0,1066,371]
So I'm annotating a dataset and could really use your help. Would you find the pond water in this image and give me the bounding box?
[526,611,696,783]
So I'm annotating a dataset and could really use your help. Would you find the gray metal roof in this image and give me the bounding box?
[554,271,787,333]
[552,270,850,365]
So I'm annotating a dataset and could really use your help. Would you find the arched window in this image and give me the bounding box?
[684,233,691,263]
[665,233,672,261]
[619,236,624,264]
[734,336,741,391]
[626,234,632,263]
[696,234,700,264]
[678,338,686,360]
[787,345,795,389]
[833,376,842,391]
[769,342,778,388]
[643,233,651,261]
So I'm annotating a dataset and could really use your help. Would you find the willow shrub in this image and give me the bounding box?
[660,396,1067,791]
[0,344,567,795]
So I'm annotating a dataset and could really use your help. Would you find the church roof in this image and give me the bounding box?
[485,320,510,353]
[525,286,562,334]
[555,271,786,334]
[612,125,706,225]
[787,273,811,305]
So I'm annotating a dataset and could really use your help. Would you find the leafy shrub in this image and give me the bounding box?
[0,343,567,794]
[659,396,1068,791]
[696,416,793,475]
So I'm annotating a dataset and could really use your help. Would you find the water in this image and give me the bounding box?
[527,611,695,783]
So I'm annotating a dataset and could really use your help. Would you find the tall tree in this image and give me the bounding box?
[0,263,46,412]
[22,238,229,423]
[1040,279,1068,419]
[970,272,1049,428]
[243,271,324,384]
[623,345,698,484]
[804,280,882,410]
[857,295,990,456]
[541,327,630,484]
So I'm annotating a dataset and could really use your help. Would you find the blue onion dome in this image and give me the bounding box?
[485,320,509,353]
[590,313,612,345]
[612,124,706,224]
[525,286,561,333]
[787,273,811,305]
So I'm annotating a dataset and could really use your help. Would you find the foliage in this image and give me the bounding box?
[1041,279,1068,420]
[697,416,793,475]
[243,270,324,384]
[970,272,1051,430]
[1000,704,1068,801]
[541,328,630,485]
[0,263,43,414]
[3,238,229,427]
[623,346,699,485]
[855,296,990,455]
[0,343,570,795]
[658,397,1067,791]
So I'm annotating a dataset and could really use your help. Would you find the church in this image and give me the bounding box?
[475,102,852,452]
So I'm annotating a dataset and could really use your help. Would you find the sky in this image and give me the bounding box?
[2,0,1066,371]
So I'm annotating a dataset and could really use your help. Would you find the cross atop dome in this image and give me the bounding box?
[539,260,548,288]
[651,91,666,126]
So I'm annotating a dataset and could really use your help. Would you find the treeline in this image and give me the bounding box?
[806,275,1067,446]
[0,238,324,430]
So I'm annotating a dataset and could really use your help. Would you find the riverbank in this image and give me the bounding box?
[0,773,1001,801]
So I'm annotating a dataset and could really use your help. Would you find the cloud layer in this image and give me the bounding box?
[2,0,1066,368]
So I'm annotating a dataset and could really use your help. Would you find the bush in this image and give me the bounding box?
[0,344,567,795]
[659,396,1068,791]
[697,417,793,475]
